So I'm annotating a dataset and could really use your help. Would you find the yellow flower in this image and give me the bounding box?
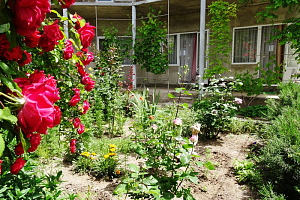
[109,153,116,156]
[116,170,121,175]
[90,157,95,160]
[109,144,116,148]
[140,97,144,101]
[110,148,116,152]
[104,154,109,159]
[91,152,96,156]
[81,152,90,157]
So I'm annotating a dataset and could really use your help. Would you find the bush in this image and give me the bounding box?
[238,105,268,118]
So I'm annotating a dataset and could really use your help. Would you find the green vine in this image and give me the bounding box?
[204,0,237,79]
[133,8,169,74]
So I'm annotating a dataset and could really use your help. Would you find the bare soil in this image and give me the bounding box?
[44,132,260,200]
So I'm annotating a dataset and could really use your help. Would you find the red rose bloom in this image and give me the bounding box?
[82,52,94,66]
[0,34,10,56]
[53,106,61,126]
[83,100,90,114]
[69,87,80,107]
[59,0,75,8]
[81,74,91,85]
[39,20,64,52]
[70,139,77,153]
[18,51,32,67]
[78,23,96,49]
[27,134,42,152]
[10,157,26,174]
[77,64,87,76]
[14,71,61,135]
[70,139,77,146]
[77,123,85,134]
[73,117,81,128]
[0,160,2,175]
[15,142,24,156]
[72,13,83,30]
[24,31,41,48]
[63,39,74,60]
[85,79,95,92]
[12,0,50,37]
[3,45,23,61]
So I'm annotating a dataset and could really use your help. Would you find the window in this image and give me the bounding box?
[168,35,177,65]
[233,27,258,63]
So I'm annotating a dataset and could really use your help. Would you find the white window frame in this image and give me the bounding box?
[232,24,285,65]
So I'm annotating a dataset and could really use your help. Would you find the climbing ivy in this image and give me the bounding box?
[204,0,237,79]
[133,8,169,74]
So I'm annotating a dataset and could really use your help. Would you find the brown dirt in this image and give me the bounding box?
[44,133,260,200]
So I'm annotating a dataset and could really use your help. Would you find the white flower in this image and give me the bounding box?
[234,97,243,104]
[211,109,218,115]
[151,124,157,130]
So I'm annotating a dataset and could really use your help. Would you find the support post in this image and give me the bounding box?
[199,0,206,95]
[95,6,98,40]
[132,0,137,89]
[63,9,68,39]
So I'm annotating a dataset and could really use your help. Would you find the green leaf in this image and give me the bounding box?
[180,153,191,165]
[204,161,215,170]
[182,143,193,149]
[0,107,17,123]
[184,91,192,95]
[128,164,139,173]
[113,184,127,195]
[0,134,4,157]
[0,23,9,33]
[187,175,198,184]
[182,103,189,108]
[175,88,183,93]
[0,74,19,91]
[168,93,176,99]
[0,61,16,76]
[195,161,204,167]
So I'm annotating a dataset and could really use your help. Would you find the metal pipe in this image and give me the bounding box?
[199,0,206,95]
[63,9,69,39]
[132,0,137,89]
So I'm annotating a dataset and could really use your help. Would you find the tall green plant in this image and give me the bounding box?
[204,0,237,79]
[133,8,169,74]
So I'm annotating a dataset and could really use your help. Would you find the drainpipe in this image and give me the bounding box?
[63,9,68,39]
[199,0,206,95]
[132,0,137,89]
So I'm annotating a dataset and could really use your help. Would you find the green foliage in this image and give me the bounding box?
[204,0,237,78]
[133,8,169,74]
[193,77,243,138]
[238,105,268,118]
[0,159,72,199]
[227,117,259,134]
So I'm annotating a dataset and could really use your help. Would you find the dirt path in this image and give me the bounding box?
[45,133,259,200]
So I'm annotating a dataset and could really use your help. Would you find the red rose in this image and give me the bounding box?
[70,139,76,153]
[15,142,24,156]
[3,45,23,61]
[81,74,91,85]
[0,160,2,175]
[77,123,85,134]
[70,146,76,153]
[59,0,75,8]
[39,20,64,52]
[69,87,80,107]
[27,134,41,152]
[82,52,94,66]
[70,139,77,146]
[18,51,32,67]
[24,31,41,48]
[0,34,10,56]
[63,39,74,60]
[72,13,83,30]
[14,71,61,135]
[78,23,95,49]
[85,79,95,92]
[12,0,50,37]
[77,64,87,76]
[53,106,61,126]
[10,157,26,174]
[83,100,90,114]
[73,117,81,128]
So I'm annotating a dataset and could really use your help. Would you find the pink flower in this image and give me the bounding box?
[11,0,50,37]
[211,109,218,115]
[83,100,90,114]
[10,157,26,174]
[234,97,243,104]
[14,71,61,135]
[59,0,75,8]
[27,134,42,152]
[63,39,74,60]
[77,123,85,134]
[73,117,81,128]
[39,20,64,52]
[78,23,96,49]
[173,118,182,126]
[24,31,41,48]
[190,135,198,143]
[69,87,80,107]
[151,124,157,130]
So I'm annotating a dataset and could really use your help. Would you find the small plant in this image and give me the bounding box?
[238,105,268,118]
[233,159,261,185]
[193,77,243,139]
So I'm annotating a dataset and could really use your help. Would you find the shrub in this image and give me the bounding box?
[238,105,268,118]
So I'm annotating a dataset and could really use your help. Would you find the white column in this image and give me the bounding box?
[95,6,98,40]
[63,9,69,39]
[199,0,206,94]
[132,1,137,89]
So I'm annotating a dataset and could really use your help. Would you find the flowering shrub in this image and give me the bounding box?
[0,0,95,175]
[192,77,243,138]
